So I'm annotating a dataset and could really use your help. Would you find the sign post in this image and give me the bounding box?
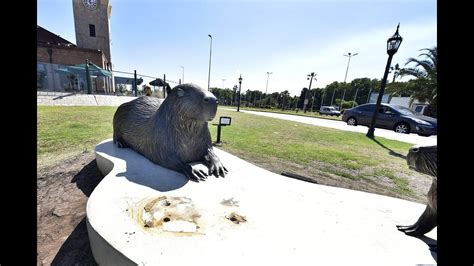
[213,116,232,144]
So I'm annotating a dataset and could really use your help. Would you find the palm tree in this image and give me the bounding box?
[389,63,401,83]
[395,47,437,117]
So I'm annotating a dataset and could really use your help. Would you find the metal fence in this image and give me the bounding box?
[112,70,179,98]
[37,61,180,98]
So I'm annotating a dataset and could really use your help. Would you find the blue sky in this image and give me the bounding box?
[38,0,436,96]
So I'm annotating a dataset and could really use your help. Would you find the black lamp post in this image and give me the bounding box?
[366,24,403,138]
[85,59,92,94]
[237,74,242,112]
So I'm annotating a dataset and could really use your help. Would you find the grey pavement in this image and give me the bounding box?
[222,108,437,145]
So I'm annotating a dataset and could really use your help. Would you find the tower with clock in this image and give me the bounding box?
[72,0,112,67]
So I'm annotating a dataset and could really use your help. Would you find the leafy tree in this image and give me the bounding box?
[349,78,374,105]
[324,81,341,106]
[280,90,290,110]
[389,63,401,83]
[397,47,437,116]
[297,87,309,109]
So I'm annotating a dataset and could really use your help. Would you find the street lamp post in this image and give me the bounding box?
[265,72,273,94]
[352,86,359,108]
[180,65,184,84]
[366,24,403,138]
[262,71,273,108]
[340,52,358,110]
[222,78,226,89]
[321,89,326,109]
[330,87,336,106]
[207,34,212,91]
[367,87,373,103]
[237,75,242,112]
[85,59,92,94]
[303,72,317,113]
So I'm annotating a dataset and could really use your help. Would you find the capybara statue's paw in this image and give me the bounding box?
[208,159,228,178]
[181,164,209,182]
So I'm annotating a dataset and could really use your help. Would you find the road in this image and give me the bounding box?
[222,108,437,145]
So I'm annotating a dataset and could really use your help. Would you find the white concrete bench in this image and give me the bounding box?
[87,139,436,265]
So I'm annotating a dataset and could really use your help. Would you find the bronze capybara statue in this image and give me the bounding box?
[397,145,437,237]
[113,84,228,182]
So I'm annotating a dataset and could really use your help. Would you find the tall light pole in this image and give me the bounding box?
[85,59,92,94]
[330,87,336,106]
[367,24,403,138]
[207,34,212,91]
[222,78,226,89]
[352,85,359,108]
[303,72,317,113]
[340,52,358,110]
[180,65,184,84]
[265,71,273,94]
[237,75,242,112]
[321,89,326,108]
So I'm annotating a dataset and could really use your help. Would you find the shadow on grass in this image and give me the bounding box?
[370,137,407,160]
[51,160,104,265]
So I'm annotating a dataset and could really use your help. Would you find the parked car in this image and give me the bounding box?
[341,103,437,136]
[319,106,341,116]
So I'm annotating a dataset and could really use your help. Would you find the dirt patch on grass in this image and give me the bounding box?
[37,152,102,265]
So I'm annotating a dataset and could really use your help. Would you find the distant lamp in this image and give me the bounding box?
[237,75,242,112]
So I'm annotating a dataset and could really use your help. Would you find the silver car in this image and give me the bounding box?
[318,106,341,116]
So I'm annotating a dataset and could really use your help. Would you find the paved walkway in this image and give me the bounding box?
[222,108,437,145]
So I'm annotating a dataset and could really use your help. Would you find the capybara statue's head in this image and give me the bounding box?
[166,84,218,121]
[407,145,437,177]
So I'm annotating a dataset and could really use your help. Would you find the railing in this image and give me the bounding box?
[37,61,179,98]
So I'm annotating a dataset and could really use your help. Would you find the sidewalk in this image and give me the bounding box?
[222,108,437,145]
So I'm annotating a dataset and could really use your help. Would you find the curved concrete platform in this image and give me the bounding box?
[88,139,437,265]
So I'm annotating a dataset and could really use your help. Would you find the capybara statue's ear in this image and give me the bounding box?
[177,88,184,97]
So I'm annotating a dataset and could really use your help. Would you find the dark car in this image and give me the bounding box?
[341,103,437,136]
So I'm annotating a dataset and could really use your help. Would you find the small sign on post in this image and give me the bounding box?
[219,116,232,126]
[213,116,232,144]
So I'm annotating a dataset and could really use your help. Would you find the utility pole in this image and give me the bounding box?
[180,65,184,84]
[340,52,358,110]
[265,72,273,94]
[207,34,212,91]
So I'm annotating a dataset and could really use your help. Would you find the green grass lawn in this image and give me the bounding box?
[209,109,419,198]
[38,106,426,202]
[37,106,117,169]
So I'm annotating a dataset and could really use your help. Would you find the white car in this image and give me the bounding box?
[318,106,341,116]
